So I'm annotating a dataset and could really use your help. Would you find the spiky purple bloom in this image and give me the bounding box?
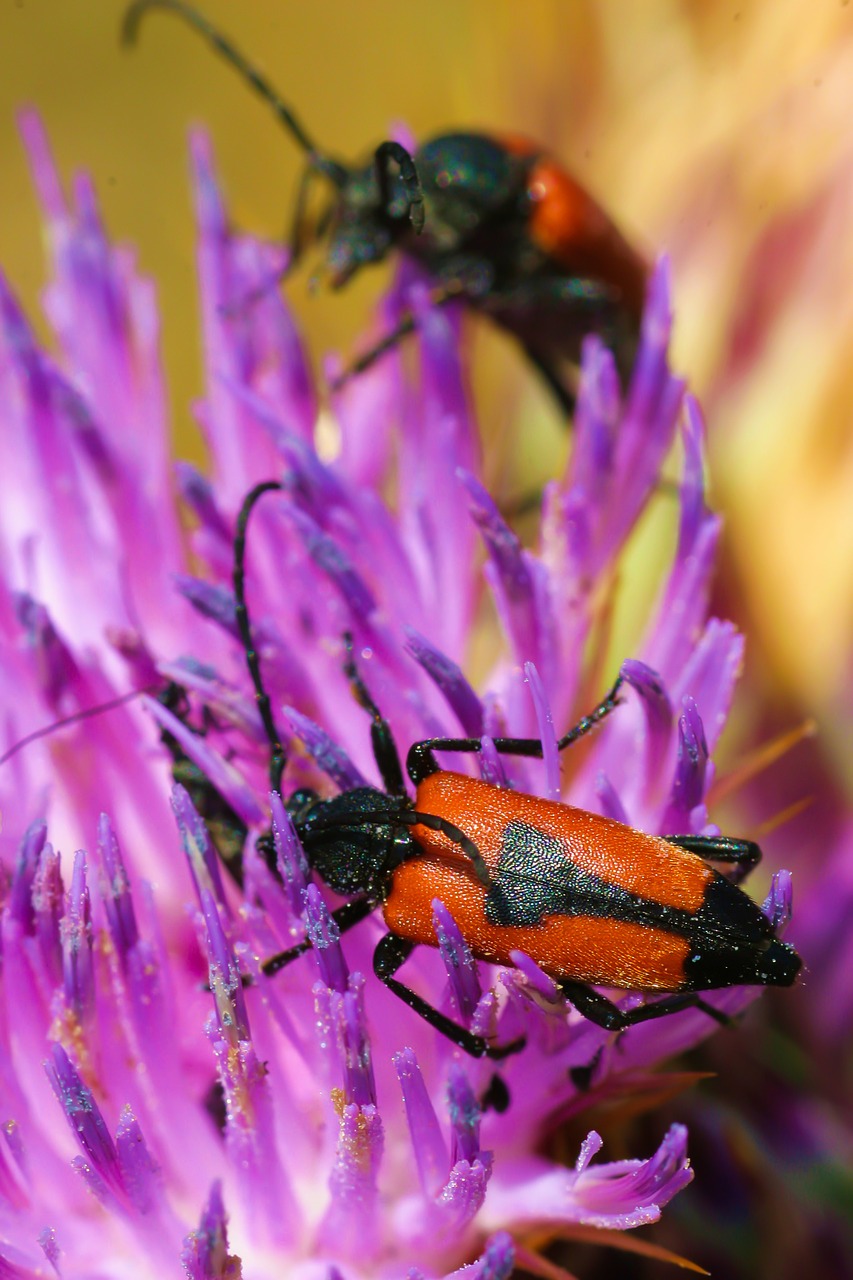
[0,113,797,1279]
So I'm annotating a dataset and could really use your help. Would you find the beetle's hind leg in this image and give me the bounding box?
[329,313,418,391]
[261,896,375,977]
[329,274,474,394]
[373,932,526,1060]
[665,834,762,886]
[560,980,734,1031]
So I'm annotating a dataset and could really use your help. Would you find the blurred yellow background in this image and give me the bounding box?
[1,1,851,783]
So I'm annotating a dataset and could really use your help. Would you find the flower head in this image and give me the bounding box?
[0,114,797,1279]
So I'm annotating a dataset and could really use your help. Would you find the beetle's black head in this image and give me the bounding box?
[684,874,803,991]
[323,159,416,288]
[295,786,413,900]
[122,3,417,287]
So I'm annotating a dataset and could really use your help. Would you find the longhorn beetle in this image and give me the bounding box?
[122,0,648,417]
[231,481,801,1060]
[0,486,803,1060]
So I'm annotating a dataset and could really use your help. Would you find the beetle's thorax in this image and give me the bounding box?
[325,161,413,286]
[296,785,414,899]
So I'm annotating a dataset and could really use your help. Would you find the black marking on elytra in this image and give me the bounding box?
[481,821,801,994]
[484,820,695,935]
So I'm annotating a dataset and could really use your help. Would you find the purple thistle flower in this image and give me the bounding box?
[0,111,799,1280]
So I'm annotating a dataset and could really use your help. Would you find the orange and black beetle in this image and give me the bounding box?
[123,0,648,415]
[233,483,801,1060]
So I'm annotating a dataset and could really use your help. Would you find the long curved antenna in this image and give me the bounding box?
[122,0,348,186]
[374,141,424,234]
[233,480,287,793]
[0,684,158,768]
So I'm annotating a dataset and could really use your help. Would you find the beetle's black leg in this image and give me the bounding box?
[220,168,324,317]
[0,682,160,769]
[374,141,424,233]
[287,159,346,269]
[233,480,287,792]
[261,896,375,977]
[373,932,526,1060]
[569,1045,605,1092]
[288,164,318,269]
[156,683,250,888]
[407,677,624,783]
[342,633,406,796]
[559,980,734,1030]
[330,271,628,414]
[626,993,735,1029]
[329,281,468,392]
[330,254,495,392]
[222,162,340,320]
[483,273,638,392]
[330,314,417,389]
[551,676,625,751]
[479,1073,511,1114]
[665,835,761,885]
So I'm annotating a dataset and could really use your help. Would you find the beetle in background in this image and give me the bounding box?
[123,0,648,416]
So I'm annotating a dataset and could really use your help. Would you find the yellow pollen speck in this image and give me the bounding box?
[50,1007,101,1097]
[315,408,341,462]
[224,1047,256,1128]
[329,1091,377,1174]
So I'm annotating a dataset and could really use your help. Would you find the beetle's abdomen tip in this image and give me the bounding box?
[684,931,802,991]
[757,938,802,987]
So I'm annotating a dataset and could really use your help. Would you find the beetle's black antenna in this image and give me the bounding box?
[233,480,287,793]
[0,685,158,768]
[374,141,425,234]
[122,0,348,187]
